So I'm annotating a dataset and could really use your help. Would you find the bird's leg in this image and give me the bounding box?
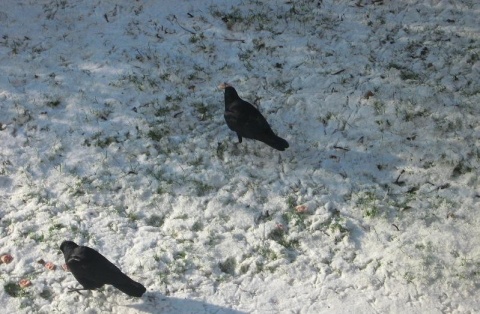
[236,133,242,143]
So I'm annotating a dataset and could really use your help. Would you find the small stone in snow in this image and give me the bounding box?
[19,279,32,288]
[1,254,14,264]
[295,204,308,213]
[45,262,56,270]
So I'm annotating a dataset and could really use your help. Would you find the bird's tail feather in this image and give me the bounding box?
[261,135,289,151]
[113,279,146,297]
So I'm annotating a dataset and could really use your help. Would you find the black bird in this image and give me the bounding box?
[60,240,146,297]
[219,83,289,151]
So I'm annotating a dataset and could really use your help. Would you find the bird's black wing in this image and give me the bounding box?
[66,247,106,289]
[237,102,276,139]
[224,99,250,131]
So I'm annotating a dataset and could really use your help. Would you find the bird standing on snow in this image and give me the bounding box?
[218,83,289,151]
[59,241,146,297]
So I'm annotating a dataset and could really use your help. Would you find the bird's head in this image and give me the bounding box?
[218,83,240,104]
[60,241,79,254]
[218,82,232,90]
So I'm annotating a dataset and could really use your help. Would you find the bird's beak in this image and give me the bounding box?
[218,82,229,90]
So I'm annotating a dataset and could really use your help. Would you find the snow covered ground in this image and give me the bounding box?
[1,0,479,313]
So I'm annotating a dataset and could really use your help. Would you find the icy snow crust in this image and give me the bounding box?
[0,0,479,313]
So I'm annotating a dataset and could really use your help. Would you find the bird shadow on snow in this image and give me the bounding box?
[121,292,246,314]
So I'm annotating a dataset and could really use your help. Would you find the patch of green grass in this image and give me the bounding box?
[211,6,243,30]
[387,63,420,81]
[174,213,188,220]
[403,108,430,122]
[39,288,53,300]
[364,207,379,218]
[237,49,254,71]
[206,232,222,246]
[216,142,226,160]
[329,220,349,234]
[127,212,139,222]
[255,260,265,273]
[191,220,203,232]
[145,214,165,227]
[282,210,308,230]
[451,160,472,178]
[404,272,415,284]
[240,264,250,274]
[91,108,113,121]
[252,38,266,50]
[165,94,184,103]
[67,225,92,245]
[112,73,159,91]
[174,251,187,260]
[49,223,65,232]
[189,156,203,167]
[373,101,385,115]
[29,232,45,243]
[218,257,236,275]
[322,215,350,244]
[400,70,420,81]
[356,191,381,218]
[192,180,214,196]
[268,226,299,249]
[189,33,205,44]
[43,0,67,19]
[45,98,61,108]
[67,177,92,196]
[257,245,278,261]
[156,185,169,194]
[285,195,296,209]
[456,255,480,279]
[84,132,119,148]
[193,102,211,121]
[153,103,180,117]
[466,52,479,64]
[388,62,404,70]
[147,127,169,141]
[4,282,30,298]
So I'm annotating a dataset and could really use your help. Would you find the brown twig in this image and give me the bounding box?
[172,15,196,34]
[223,37,246,43]
[331,69,345,75]
[394,169,405,184]
[333,145,350,151]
